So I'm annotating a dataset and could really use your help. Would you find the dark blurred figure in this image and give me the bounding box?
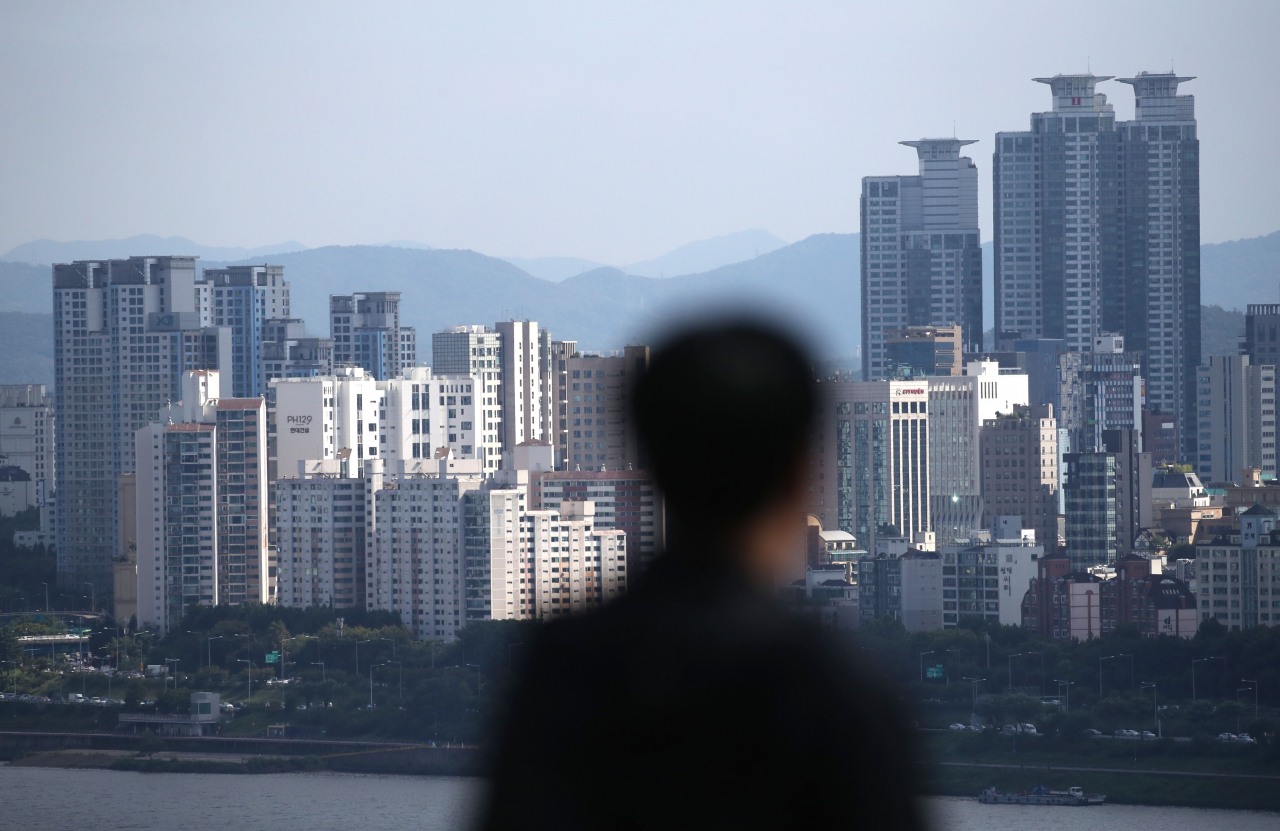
[480,320,922,831]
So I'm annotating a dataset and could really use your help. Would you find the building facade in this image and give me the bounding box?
[135,371,269,633]
[1194,504,1280,629]
[1057,335,1145,453]
[0,385,55,503]
[559,346,650,471]
[203,265,290,398]
[994,72,1199,460]
[861,139,983,379]
[1063,428,1151,571]
[979,405,1060,546]
[885,325,963,378]
[53,256,231,591]
[527,468,664,569]
[330,292,416,380]
[1194,355,1276,483]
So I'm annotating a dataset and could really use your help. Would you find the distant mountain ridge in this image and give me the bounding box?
[1,235,308,265]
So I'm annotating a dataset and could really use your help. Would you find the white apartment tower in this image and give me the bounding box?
[0,385,56,498]
[135,371,269,633]
[861,139,983,379]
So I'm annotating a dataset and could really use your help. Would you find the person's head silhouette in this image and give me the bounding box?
[634,319,816,580]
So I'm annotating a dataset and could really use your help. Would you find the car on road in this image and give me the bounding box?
[1217,733,1238,742]
[949,723,967,731]
[1084,728,1102,737]
[1140,731,1156,740]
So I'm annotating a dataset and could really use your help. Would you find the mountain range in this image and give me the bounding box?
[1,235,308,266]
[0,228,1276,387]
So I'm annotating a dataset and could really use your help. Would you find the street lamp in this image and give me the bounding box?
[386,660,402,703]
[1099,655,1119,698]
[1242,679,1259,721]
[238,659,254,701]
[1235,687,1255,734]
[1053,679,1075,713]
[206,635,223,668]
[1008,653,1023,694]
[164,658,179,691]
[369,663,384,710]
[1192,656,1225,703]
[466,663,482,699]
[1140,682,1159,738]
[84,583,96,614]
[40,582,49,613]
[312,662,325,683]
[919,651,935,684]
[355,640,370,677]
[381,637,397,659]
[962,677,983,714]
[945,648,963,688]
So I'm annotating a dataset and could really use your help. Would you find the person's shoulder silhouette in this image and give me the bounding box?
[480,320,923,831]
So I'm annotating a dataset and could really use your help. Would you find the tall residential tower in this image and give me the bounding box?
[861,139,983,379]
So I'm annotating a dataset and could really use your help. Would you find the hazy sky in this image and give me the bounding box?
[1,1,1276,263]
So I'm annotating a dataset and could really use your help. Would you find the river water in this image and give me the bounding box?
[0,766,1274,830]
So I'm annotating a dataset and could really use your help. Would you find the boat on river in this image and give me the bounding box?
[978,786,1106,806]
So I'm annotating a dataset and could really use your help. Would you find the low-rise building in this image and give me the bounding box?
[1193,503,1280,629]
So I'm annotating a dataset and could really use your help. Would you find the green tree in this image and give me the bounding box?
[137,730,163,758]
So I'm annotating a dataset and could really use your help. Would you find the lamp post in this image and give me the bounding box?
[311,662,325,682]
[40,582,49,613]
[381,637,397,659]
[238,659,253,701]
[1118,653,1134,691]
[1140,682,1159,738]
[919,651,935,685]
[945,648,963,688]
[1024,651,1044,698]
[1054,679,1075,713]
[164,658,179,691]
[1242,679,1259,720]
[1191,656,1224,703]
[962,677,983,714]
[466,663,482,700]
[386,660,402,703]
[1008,652,1023,694]
[370,663,384,710]
[84,583,96,614]
[1099,654,1118,699]
[1235,686,1254,734]
[355,640,370,677]
[206,635,222,668]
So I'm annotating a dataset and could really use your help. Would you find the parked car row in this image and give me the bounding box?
[0,692,124,706]
[1112,729,1158,740]
[947,722,1038,735]
[1218,733,1257,744]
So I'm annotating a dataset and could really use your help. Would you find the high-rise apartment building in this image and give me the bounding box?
[330,292,416,380]
[261,318,334,385]
[1194,355,1277,482]
[203,265,290,397]
[275,460,382,613]
[135,371,269,633]
[272,367,503,478]
[1063,428,1150,572]
[1057,334,1145,452]
[495,320,546,449]
[979,405,1059,546]
[545,338,577,467]
[1243,304,1280,366]
[861,139,983,379]
[884,325,963,378]
[528,468,664,569]
[560,346,650,471]
[926,363,1030,544]
[1194,504,1280,630]
[994,72,1199,457]
[53,256,231,591]
[0,385,55,497]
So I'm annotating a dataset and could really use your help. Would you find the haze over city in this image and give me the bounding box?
[1,0,1278,264]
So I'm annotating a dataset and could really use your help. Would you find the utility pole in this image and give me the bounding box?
[1242,679,1259,721]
